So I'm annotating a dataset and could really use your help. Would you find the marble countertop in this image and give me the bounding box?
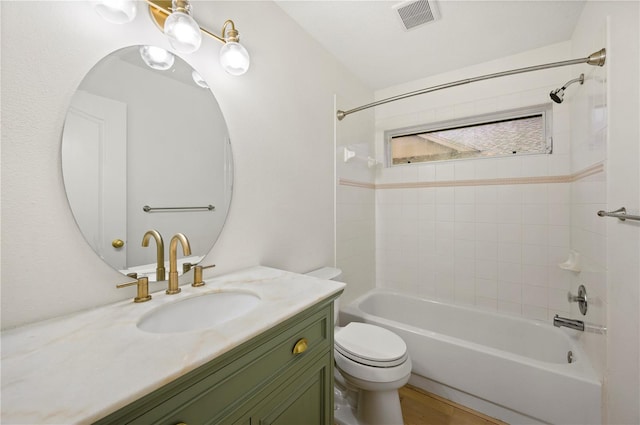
[1,266,345,424]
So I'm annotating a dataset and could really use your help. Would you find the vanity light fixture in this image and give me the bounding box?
[219,20,251,76]
[139,45,175,70]
[192,70,210,88]
[95,0,251,75]
[162,0,201,53]
[94,0,137,24]
[148,1,251,75]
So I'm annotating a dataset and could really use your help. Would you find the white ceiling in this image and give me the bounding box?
[275,0,586,90]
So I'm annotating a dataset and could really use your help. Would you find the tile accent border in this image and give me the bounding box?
[339,162,604,190]
[338,179,376,189]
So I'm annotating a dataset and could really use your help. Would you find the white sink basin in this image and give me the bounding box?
[137,291,261,334]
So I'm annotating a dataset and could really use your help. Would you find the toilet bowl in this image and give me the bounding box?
[305,267,412,425]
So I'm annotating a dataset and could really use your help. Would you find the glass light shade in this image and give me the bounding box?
[192,70,209,88]
[139,46,175,71]
[94,0,137,24]
[219,42,251,76]
[164,12,202,53]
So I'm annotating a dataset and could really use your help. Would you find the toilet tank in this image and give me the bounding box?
[305,267,343,324]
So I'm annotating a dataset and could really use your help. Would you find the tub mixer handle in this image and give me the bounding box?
[567,284,588,315]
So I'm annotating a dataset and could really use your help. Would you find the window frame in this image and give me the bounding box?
[384,104,553,167]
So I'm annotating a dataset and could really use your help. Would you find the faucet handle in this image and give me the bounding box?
[117,276,152,303]
[192,264,216,287]
[567,284,588,315]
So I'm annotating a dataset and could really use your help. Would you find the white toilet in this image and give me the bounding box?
[306,267,412,425]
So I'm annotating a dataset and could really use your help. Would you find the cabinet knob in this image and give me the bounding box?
[292,338,308,355]
[112,239,125,248]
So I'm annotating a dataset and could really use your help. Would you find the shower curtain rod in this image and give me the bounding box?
[336,48,606,121]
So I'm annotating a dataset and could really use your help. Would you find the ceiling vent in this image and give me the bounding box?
[393,0,440,31]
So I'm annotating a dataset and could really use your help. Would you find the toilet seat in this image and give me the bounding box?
[335,322,408,368]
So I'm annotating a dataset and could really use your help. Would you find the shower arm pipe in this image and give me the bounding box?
[336,48,606,121]
[562,74,585,90]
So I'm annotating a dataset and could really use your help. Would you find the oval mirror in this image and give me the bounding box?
[61,46,233,281]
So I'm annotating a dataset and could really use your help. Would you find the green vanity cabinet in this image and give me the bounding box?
[94,297,337,425]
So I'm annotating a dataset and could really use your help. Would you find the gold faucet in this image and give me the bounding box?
[117,276,152,303]
[142,230,166,281]
[167,233,191,294]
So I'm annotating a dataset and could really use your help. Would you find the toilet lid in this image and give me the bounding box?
[335,322,408,367]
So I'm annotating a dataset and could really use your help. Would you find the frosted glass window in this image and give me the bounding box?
[386,106,552,165]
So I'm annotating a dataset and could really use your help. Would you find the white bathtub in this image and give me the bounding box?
[340,290,601,425]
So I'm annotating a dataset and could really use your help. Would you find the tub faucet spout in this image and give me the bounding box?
[553,315,584,331]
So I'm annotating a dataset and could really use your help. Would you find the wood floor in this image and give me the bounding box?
[399,385,508,425]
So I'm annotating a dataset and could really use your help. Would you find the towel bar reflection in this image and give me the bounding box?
[597,207,640,222]
[143,205,216,213]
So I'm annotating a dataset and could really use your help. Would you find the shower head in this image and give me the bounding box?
[550,73,584,104]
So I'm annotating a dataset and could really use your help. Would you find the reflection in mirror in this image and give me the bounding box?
[61,46,233,281]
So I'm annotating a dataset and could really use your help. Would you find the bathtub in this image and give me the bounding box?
[340,290,601,425]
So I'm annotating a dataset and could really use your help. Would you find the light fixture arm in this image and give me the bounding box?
[221,20,240,43]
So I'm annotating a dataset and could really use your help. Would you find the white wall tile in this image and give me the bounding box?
[523,284,548,308]
[522,264,548,286]
[522,204,549,224]
[418,187,435,204]
[476,260,498,280]
[498,300,522,316]
[455,186,476,204]
[522,244,549,265]
[476,223,498,241]
[436,204,455,222]
[499,262,523,284]
[454,161,476,180]
[522,224,549,245]
[475,186,498,203]
[417,166,436,182]
[497,204,522,224]
[436,187,455,204]
[455,204,476,222]
[435,163,455,181]
[476,204,498,223]
[522,184,548,204]
[455,222,475,240]
[455,239,476,259]
[476,296,498,312]
[498,242,522,263]
[498,223,522,243]
[497,185,523,204]
[476,241,498,261]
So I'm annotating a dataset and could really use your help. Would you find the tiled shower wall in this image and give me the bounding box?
[568,6,608,381]
[373,42,591,321]
[376,180,577,320]
[335,98,377,306]
[338,41,608,328]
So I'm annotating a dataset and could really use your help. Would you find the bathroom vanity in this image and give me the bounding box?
[1,267,344,424]
[96,298,333,424]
